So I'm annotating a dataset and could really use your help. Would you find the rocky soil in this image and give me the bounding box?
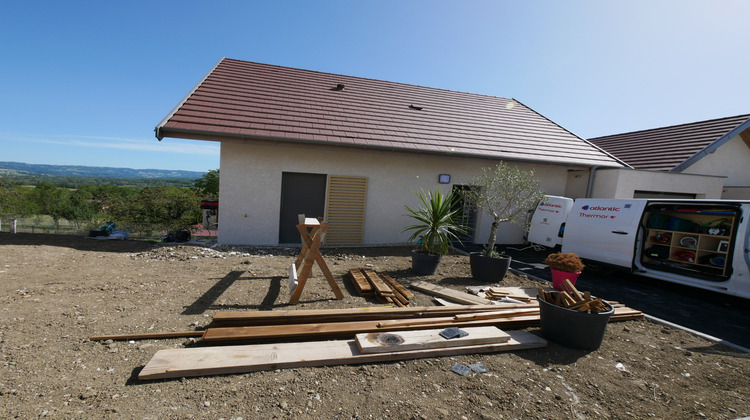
[0,232,748,419]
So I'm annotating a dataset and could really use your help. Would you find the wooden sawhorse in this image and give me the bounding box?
[289,215,344,304]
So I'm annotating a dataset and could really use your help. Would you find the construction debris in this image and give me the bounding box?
[411,281,492,305]
[466,286,537,303]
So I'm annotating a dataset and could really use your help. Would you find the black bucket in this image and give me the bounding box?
[537,297,614,350]
[411,250,442,275]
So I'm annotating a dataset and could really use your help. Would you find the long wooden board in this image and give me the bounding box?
[202,306,639,343]
[138,330,546,380]
[208,304,532,327]
[90,331,204,341]
[355,326,511,354]
[410,281,492,305]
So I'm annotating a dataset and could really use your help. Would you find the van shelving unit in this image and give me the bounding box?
[640,204,739,281]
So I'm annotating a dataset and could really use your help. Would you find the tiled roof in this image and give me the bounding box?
[589,114,750,172]
[156,58,623,167]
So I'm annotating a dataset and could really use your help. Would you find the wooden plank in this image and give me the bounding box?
[376,308,542,329]
[390,295,406,307]
[209,304,520,327]
[453,308,540,321]
[390,289,410,306]
[563,279,584,301]
[355,326,511,354]
[411,281,492,305]
[347,268,373,295]
[90,331,205,341]
[138,330,546,380]
[362,269,394,296]
[203,315,543,342]
[379,273,414,299]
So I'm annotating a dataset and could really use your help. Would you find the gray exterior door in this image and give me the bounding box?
[279,172,327,244]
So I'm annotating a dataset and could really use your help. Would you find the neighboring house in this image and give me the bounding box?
[156,58,625,246]
[589,115,750,199]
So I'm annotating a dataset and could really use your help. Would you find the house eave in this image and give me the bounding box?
[156,127,624,169]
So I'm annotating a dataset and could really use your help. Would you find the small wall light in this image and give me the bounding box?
[439,174,451,184]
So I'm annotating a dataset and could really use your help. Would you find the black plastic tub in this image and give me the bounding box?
[537,297,614,350]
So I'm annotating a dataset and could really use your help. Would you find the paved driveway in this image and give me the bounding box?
[492,245,750,350]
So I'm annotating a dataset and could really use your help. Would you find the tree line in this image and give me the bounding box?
[0,169,219,238]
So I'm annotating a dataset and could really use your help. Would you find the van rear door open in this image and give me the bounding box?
[561,199,648,268]
[527,195,574,247]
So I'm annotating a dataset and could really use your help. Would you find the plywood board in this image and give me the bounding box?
[138,330,546,380]
[355,326,511,354]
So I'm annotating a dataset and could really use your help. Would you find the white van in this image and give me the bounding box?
[528,196,750,299]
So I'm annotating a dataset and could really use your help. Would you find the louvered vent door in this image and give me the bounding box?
[325,176,368,245]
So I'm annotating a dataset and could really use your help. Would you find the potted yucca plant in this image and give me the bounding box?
[403,189,469,275]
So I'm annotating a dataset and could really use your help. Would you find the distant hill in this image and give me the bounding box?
[0,161,204,179]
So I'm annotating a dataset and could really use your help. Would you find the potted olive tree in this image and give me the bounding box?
[403,189,469,275]
[462,162,544,282]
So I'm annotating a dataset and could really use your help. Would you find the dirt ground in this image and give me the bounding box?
[0,232,748,419]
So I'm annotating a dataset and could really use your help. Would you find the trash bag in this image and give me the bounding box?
[163,228,191,243]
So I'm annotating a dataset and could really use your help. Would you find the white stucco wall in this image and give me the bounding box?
[217,140,571,246]
[590,168,725,199]
[681,135,750,197]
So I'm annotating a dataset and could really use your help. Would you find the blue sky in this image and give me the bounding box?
[1,1,748,173]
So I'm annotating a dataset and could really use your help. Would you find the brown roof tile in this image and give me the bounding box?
[156,58,623,167]
[589,114,750,171]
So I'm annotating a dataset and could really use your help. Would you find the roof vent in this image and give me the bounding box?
[331,84,345,91]
[409,104,423,111]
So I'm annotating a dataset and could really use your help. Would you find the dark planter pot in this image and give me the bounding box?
[411,250,442,275]
[469,252,512,283]
[537,296,614,350]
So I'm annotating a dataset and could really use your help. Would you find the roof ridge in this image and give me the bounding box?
[222,57,515,102]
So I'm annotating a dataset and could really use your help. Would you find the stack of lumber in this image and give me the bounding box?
[136,300,644,380]
[347,268,413,306]
[202,304,533,342]
[537,280,609,313]
[480,287,534,303]
[198,300,642,343]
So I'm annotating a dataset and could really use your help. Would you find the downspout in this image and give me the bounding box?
[586,166,599,198]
